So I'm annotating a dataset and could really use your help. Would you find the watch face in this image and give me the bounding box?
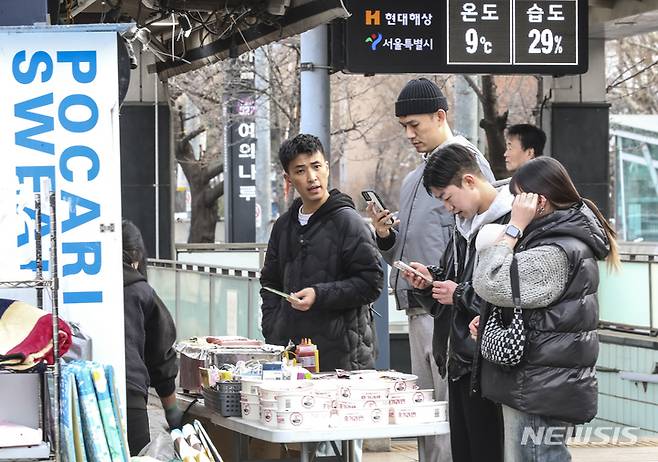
[505,225,521,238]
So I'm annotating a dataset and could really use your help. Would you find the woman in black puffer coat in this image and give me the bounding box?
[471,157,620,462]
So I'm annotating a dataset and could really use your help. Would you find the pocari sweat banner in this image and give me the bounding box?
[0,27,125,395]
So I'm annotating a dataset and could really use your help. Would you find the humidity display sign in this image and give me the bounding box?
[336,0,586,74]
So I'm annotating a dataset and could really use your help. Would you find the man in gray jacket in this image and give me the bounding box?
[367,78,494,462]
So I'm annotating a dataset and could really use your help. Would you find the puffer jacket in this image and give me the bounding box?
[480,203,609,423]
[260,189,384,371]
[123,264,178,400]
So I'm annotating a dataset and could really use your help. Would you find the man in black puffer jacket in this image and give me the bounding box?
[260,134,383,372]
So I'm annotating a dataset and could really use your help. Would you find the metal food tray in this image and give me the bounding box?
[206,348,282,367]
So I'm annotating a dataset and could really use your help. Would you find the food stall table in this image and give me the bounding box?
[179,394,449,462]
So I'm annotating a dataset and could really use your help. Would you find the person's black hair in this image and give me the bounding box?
[122,219,148,277]
[507,124,546,157]
[510,157,619,269]
[278,134,325,173]
[423,143,483,195]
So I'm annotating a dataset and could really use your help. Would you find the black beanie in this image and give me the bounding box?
[395,78,449,117]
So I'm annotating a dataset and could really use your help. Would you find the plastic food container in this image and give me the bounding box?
[335,399,388,410]
[240,400,260,421]
[388,389,434,407]
[241,377,263,395]
[338,381,389,401]
[258,381,313,401]
[331,407,387,427]
[240,391,259,404]
[260,407,278,427]
[260,398,277,409]
[389,401,448,425]
[276,410,331,430]
[379,372,419,392]
[276,392,334,411]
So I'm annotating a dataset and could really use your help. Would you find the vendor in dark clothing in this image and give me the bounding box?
[260,134,383,372]
[123,219,182,455]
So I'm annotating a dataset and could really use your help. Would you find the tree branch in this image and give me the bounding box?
[180,126,206,146]
[202,160,224,184]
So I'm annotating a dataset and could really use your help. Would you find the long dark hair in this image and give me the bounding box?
[510,157,620,270]
[122,219,148,277]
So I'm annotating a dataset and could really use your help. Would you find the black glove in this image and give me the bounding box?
[165,406,184,430]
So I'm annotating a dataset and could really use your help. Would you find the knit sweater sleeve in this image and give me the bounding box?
[473,242,569,309]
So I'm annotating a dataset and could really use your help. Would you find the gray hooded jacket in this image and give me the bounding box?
[377,135,495,314]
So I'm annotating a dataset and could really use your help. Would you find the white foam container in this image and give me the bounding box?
[241,377,264,395]
[240,400,260,421]
[335,398,388,410]
[276,392,334,411]
[331,407,387,427]
[240,391,259,404]
[258,381,313,401]
[260,398,277,409]
[276,410,331,430]
[379,372,419,392]
[389,401,448,425]
[388,389,434,407]
[337,381,389,401]
[260,407,278,427]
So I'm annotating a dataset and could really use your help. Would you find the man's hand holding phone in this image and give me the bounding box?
[363,190,398,239]
[432,280,457,305]
[289,288,315,312]
[396,261,433,290]
[366,202,398,238]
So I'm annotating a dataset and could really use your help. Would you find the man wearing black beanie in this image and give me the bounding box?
[366,77,496,462]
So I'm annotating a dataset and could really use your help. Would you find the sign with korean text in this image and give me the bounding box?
[224,52,257,242]
[0,27,125,395]
[336,0,587,74]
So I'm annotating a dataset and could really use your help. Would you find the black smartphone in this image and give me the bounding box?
[361,189,394,225]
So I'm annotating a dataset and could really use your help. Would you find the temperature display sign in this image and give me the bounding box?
[335,0,587,75]
[447,0,582,68]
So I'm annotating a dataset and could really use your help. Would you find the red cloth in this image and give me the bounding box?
[0,299,72,369]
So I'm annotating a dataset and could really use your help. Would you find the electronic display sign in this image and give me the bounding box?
[336,0,587,75]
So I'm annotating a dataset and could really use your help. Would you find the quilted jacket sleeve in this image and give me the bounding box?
[259,220,284,341]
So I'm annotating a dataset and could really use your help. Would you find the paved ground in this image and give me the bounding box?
[372,440,658,462]
[147,392,658,461]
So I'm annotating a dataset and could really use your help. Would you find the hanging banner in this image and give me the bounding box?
[0,26,125,396]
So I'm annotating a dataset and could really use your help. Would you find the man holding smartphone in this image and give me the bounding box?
[260,134,383,372]
[366,77,494,462]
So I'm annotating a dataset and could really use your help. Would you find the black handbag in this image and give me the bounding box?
[480,256,526,366]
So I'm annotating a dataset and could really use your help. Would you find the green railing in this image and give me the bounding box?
[148,241,658,342]
[598,242,658,335]
[147,259,263,341]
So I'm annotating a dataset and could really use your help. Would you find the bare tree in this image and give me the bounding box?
[606,31,658,114]
[168,62,227,243]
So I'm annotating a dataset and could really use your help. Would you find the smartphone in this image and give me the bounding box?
[361,189,394,226]
[393,260,433,284]
[262,286,302,303]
